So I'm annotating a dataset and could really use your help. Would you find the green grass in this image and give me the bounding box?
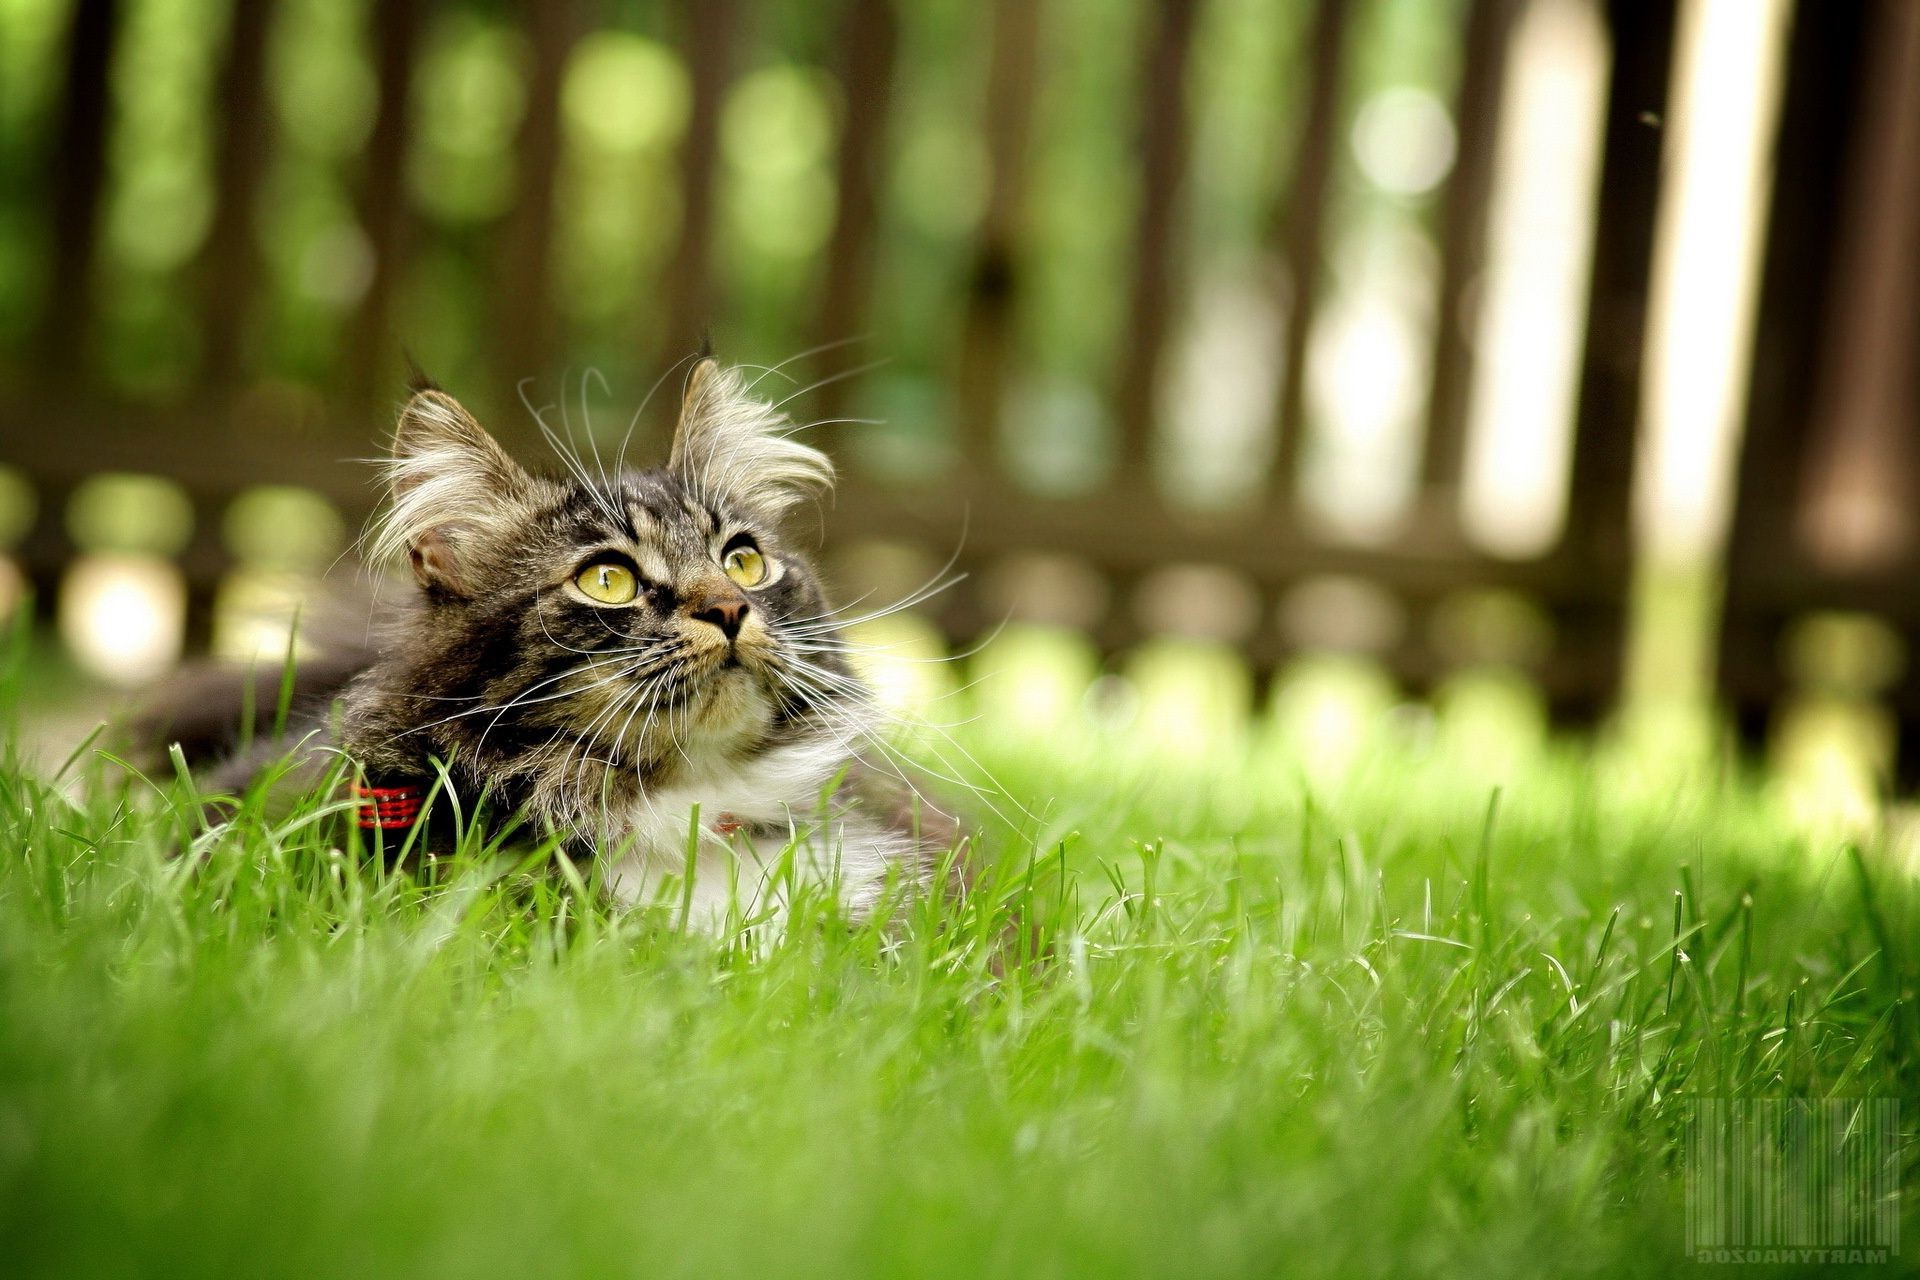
[0,704,1915,1278]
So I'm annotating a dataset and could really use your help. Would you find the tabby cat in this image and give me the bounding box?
[170,358,959,925]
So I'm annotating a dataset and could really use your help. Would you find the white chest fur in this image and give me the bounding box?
[599,739,911,928]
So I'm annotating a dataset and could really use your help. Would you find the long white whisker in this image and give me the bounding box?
[617,350,701,477]
[777,527,970,634]
[579,366,621,513]
[771,647,1037,827]
[381,651,661,748]
[763,662,997,814]
[740,334,872,396]
[523,369,625,531]
[767,358,890,414]
[779,576,967,636]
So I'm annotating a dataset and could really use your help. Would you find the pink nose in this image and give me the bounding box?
[690,597,749,639]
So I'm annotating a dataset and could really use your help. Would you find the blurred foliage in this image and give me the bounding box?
[259,0,374,379]
[0,0,76,346]
[65,473,193,556]
[556,31,687,339]
[94,0,227,394]
[410,16,527,227]
[223,484,346,572]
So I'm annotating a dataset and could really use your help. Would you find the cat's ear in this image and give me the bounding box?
[375,388,537,596]
[669,358,833,515]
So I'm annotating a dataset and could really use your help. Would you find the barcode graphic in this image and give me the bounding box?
[1686,1098,1902,1259]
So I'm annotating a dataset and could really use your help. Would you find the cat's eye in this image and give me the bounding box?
[722,544,769,588]
[575,561,638,605]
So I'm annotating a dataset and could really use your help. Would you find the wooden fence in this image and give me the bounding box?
[0,0,1915,764]
[1719,0,1920,782]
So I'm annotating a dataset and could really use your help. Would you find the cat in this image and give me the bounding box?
[159,357,962,927]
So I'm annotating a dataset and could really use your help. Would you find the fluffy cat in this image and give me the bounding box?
[166,358,961,926]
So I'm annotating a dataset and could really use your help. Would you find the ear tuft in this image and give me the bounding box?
[403,349,440,394]
[668,358,833,515]
[372,388,538,597]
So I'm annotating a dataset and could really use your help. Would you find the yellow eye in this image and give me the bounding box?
[575,561,638,605]
[722,544,769,588]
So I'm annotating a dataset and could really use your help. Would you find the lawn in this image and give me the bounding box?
[0,656,1914,1278]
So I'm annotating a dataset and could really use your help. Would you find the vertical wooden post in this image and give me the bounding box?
[196,0,278,391]
[955,0,1043,470]
[1796,0,1920,579]
[1416,0,1517,517]
[660,0,736,364]
[16,477,74,635]
[494,0,578,425]
[1799,0,1920,784]
[1267,0,1353,507]
[37,0,120,382]
[346,0,425,410]
[1112,0,1201,488]
[810,0,899,428]
[179,488,227,657]
[1550,0,1680,723]
[1715,0,1870,749]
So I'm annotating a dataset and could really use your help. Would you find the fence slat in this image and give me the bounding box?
[1796,0,1920,577]
[1416,0,1517,509]
[1550,0,1680,722]
[1560,0,1677,570]
[196,0,278,389]
[956,0,1043,466]
[36,0,119,381]
[660,0,737,365]
[810,0,899,426]
[1267,0,1353,506]
[494,0,578,418]
[1113,0,1201,486]
[1740,11,1879,583]
[1717,0,1920,774]
[346,0,425,407]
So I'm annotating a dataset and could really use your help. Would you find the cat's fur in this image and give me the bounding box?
[164,358,959,925]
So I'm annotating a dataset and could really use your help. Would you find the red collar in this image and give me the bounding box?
[353,785,748,838]
[352,782,426,831]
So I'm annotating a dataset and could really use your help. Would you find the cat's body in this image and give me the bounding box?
[162,359,959,925]
[600,737,922,924]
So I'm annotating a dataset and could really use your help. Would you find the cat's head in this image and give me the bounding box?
[368,359,854,775]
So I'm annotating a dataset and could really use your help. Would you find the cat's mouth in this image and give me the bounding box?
[668,653,778,741]
[685,629,773,675]
[661,645,770,717]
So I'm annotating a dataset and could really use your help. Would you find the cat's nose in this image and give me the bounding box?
[690,597,749,640]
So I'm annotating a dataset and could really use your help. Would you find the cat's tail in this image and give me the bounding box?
[126,578,385,773]
[131,647,372,771]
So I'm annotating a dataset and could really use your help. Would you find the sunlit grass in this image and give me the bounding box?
[0,639,1915,1278]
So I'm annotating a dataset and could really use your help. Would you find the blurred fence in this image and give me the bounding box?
[0,0,1917,773]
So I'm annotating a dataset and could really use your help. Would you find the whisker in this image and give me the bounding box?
[778,575,967,636]
[580,367,620,504]
[617,349,702,476]
[522,370,626,531]
[763,662,995,812]
[767,358,890,414]
[769,648,1036,827]
[740,334,872,396]
[380,652,658,748]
